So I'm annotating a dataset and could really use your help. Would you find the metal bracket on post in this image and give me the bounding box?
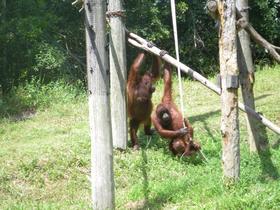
[226,74,239,89]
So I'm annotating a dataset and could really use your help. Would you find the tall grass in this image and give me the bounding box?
[0,79,86,118]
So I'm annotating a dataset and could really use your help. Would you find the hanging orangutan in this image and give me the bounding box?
[151,62,201,156]
[127,52,161,150]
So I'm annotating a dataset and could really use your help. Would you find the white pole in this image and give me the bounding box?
[85,0,115,209]
[170,0,185,126]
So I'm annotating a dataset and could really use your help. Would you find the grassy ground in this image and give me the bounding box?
[0,66,280,209]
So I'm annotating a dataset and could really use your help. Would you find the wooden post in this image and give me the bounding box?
[85,0,115,209]
[108,0,128,150]
[218,0,240,180]
[236,0,268,152]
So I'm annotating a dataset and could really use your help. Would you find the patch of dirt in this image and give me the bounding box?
[12,108,36,121]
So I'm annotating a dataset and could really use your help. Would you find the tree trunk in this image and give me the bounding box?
[236,0,268,152]
[85,0,115,209]
[1,0,7,95]
[218,0,240,180]
[108,0,128,150]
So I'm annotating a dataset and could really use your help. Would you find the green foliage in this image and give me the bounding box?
[249,1,280,64]
[125,0,280,75]
[125,0,219,76]
[0,79,85,117]
[0,0,85,93]
[34,43,65,71]
[33,43,66,82]
[0,0,279,93]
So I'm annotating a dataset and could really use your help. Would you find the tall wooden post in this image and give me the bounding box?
[218,0,240,180]
[85,0,115,209]
[108,0,128,150]
[236,0,267,152]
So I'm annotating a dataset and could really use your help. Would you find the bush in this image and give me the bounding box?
[0,79,85,117]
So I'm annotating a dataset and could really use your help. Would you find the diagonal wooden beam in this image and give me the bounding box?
[127,32,280,135]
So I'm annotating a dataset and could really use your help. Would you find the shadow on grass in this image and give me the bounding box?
[255,94,272,101]
[257,126,279,181]
[189,109,220,143]
[253,122,279,181]
[132,124,216,167]
[139,149,150,209]
[271,138,280,150]
[138,147,202,210]
[0,91,37,121]
[187,93,273,144]
[189,110,220,122]
[137,132,205,165]
[258,149,279,181]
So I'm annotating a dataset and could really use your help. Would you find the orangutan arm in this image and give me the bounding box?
[184,118,194,141]
[151,55,161,82]
[152,113,188,139]
[127,52,146,87]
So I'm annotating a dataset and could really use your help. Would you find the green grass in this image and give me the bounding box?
[0,66,280,209]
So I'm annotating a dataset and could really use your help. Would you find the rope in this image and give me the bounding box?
[159,50,168,57]
[170,0,185,128]
[147,41,154,48]
[106,10,126,18]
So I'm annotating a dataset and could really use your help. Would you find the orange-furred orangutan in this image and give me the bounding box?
[152,63,201,156]
[127,52,161,150]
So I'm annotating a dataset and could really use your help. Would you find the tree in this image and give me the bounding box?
[250,0,280,63]
[0,0,85,93]
[85,0,115,208]
[1,0,7,95]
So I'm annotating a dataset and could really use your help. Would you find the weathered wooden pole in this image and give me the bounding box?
[218,0,240,180]
[236,0,267,152]
[85,0,115,209]
[108,0,128,150]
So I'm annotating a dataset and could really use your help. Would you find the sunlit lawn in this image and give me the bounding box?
[0,65,279,209]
